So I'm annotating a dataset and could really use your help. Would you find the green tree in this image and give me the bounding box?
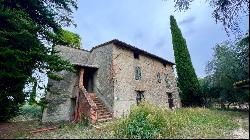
[205,35,249,108]
[199,76,222,107]
[57,29,81,49]
[168,0,249,36]
[0,0,77,121]
[170,15,202,107]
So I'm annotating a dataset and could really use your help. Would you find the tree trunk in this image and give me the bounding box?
[227,103,232,109]
[221,102,226,109]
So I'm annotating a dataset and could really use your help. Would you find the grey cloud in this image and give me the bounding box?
[184,28,195,35]
[154,38,167,48]
[179,16,196,26]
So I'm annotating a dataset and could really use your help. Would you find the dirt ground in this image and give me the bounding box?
[0,120,44,139]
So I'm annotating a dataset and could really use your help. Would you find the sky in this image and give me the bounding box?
[64,0,248,77]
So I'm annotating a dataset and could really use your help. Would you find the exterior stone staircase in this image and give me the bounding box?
[88,93,113,123]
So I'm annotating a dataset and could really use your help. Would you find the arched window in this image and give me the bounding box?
[135,66,141,80]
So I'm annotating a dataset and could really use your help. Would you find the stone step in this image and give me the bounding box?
[97,116,112,120]
[94,102,103,105]
[96,104,106,109]
[97,108,108,111]
[97,113,112,118]
[87,92,112,123]
[96,110,109,114]
[97,111,112,115]
[96,105,106,109]
[93,100,103,104]
[97,117,112,122]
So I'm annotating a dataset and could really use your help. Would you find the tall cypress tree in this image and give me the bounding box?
[170,15,202,107]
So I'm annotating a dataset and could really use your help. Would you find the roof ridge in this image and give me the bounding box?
[61,45,91,52]
[60,39,175,65]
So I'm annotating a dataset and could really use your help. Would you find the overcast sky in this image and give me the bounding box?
[65,0,249,77]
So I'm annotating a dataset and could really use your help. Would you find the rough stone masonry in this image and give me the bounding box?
[42,39,181,123]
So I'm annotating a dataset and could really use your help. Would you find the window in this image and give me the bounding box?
[157,72,161,83]
[136,91,144,105]
[135,66,141,80]
[134,52,139,59]
[164,74,171,87]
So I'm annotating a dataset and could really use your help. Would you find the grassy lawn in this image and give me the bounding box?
[9,104,248,139]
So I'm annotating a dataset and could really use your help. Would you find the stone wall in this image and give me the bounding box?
[42,70,78,123]
[112,45,181,118]
[42,43,181,122]
[90,44,115,112]
[55,45,91,65]
[42,45,90,123]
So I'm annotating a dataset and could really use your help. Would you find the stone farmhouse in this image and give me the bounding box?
[42,39,181,123]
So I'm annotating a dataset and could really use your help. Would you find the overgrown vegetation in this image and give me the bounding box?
[26,102,247,139]
[170,15,203,107]
[10,104,42,122]
[110,102,239,139]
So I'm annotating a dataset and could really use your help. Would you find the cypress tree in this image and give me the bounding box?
[170,15,203,107]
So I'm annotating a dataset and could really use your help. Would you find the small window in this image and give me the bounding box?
[157,72,161,83]
[136,91,144,105]
[135,66,141,80]
[134,52,139,59]
[163,63,167,67]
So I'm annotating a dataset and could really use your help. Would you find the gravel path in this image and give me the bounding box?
[231,128,249,139]
[230,116,249,139]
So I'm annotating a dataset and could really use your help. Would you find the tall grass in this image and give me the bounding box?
[103,101,239,139]
[29,101,244,139]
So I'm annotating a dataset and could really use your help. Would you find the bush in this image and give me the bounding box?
[10,104,42,122]
[114,101,168,139]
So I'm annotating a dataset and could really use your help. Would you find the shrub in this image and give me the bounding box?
[21,104,42,118]
[114,101,168,139]
[11,104,42,122]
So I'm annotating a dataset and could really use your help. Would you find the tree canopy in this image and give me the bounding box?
[57,29,81,49]
[0,0,77,121]
[201,35,249,107]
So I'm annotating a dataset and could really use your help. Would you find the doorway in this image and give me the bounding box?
[83,68,97,93]
[167,93,174,109]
